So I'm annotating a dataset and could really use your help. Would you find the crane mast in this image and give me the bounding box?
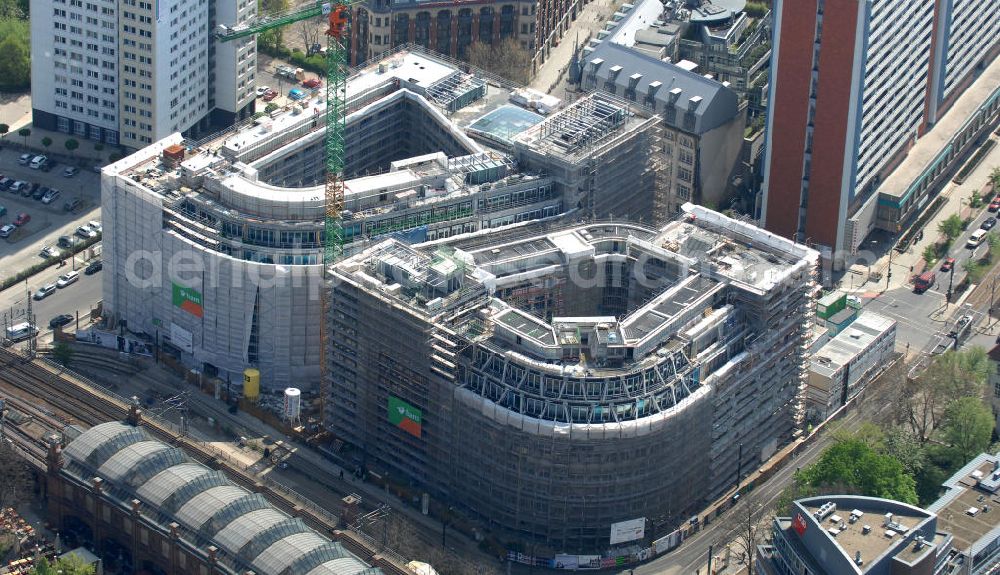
[217,3,353,421]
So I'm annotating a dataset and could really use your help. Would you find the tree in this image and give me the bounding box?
[41,136,52,150]
[970,191,983,209]
[264,102,279,113]
[922,243,940,265]
[939,214,964,241]
[963,259,984,283]
[256,0,289,51]
[990,166,1000,193]
[938,397,994,464]
[987,232,1000,261]
[65,138,79,158]
[0,441,35,511]
[717,497,769,575]
[30,554,95,575]
[903,347,989,443]
[297,20,320,53]
[797,438,918,504]
[881,427,926,477]
[17,127,29,148]
[0,123,8,142]
[0,22,30,90]
[52,341,74,366]
[465,39,532,85]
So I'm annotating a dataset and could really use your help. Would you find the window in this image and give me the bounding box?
[994,380,1000,398]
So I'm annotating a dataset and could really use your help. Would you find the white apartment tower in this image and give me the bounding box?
[31,0,257,148]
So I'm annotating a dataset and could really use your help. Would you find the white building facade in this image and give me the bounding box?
[31,0,257,148]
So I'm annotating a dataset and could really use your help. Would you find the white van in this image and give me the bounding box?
[5,322,37,342]
[29,155,47,169]
[967,229,988,249]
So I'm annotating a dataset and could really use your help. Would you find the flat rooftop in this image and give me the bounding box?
[798,497,934,571]
[811,311,896,377]
[880,54,1000,201]
[927,454,1000,554]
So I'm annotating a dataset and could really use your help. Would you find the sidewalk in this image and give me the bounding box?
[840,131,1000,296]
[529,0,623,95]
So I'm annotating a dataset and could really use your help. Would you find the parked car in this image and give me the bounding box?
[19,183,34,197]
[0,205,5,217]
[989,199,1000,212]
[982,217,998,231]
[29,155,47,169]
[13,213,30,226]
[49,314,73,329]
[288,88,306,101]
[0,177,12,190]
[62,166,79,178]
[64,197,82,212]
[87,220,102,233]
[940,257,956,272]
[40,245,61,259]
[84,260,103,275]
[75,224,97,238]
[39,159,55,172]
[262,89,279,102]
[302,78,321,89]
[9,181,27,193]
[41,189,61,204]
[0,224,15,238]
[33,186,50,200]
[92,165,103,173]
[56,270,79,287]
[28,182,40,194]
[256,85,271,97]
[17,153,32,165]
[33,284,56,300]
[57,235,78,249]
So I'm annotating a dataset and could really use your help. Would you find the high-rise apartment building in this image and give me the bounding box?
[761,0,999,269]
[31,0,257,148]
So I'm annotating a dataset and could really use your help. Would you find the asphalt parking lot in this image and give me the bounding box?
[0,148,101,277]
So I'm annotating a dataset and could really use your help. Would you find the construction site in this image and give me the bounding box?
[100,47,666,390]
[326,204,819,551]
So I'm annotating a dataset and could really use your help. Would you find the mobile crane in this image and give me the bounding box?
[217,3,354,420]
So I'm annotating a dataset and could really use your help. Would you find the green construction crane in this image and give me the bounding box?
[216,0,352,264]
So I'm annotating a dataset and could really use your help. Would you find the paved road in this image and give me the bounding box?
[0,257,103,342]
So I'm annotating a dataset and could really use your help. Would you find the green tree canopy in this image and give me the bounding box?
[905,347,989,443]
[939,214,964,241]
[0,22,29,91]
[41,136,52,149]
[30,554,95,575]
[939,397,994,464]
[797,438,918,504]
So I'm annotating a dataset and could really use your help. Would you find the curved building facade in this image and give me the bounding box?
[327,204,818,550]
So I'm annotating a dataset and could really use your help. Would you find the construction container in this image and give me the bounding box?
[243,368,260,402]
[283,388,301,422]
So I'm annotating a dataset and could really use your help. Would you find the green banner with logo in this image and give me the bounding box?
[172,282,203,318]
[388,396,422,437]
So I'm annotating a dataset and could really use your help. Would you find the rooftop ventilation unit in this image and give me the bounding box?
[855,551,863,566]
[814,502,837,522]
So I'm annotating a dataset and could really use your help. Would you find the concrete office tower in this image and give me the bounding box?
[761,0,999,272]
[30,0,257,148]
[103,50,661,390]
[326,204,817,550]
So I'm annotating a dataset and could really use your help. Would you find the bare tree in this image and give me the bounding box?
[716,497,770,575]
[297,20,320,53]
[465,39,532,85]
[0,442,35,510]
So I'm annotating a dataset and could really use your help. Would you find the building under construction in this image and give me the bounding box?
[102,47,662,389]
[326,203,818,550]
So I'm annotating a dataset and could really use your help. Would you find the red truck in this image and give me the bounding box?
[913,271,936,293]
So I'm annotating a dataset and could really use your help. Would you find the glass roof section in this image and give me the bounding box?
[176,485,248,530]
[198,493,272,542]
[97,441,168,482]
[252,531,328,575]
[135,463,212,507]
[214,508,287,555]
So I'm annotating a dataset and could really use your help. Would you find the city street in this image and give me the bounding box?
[0,252,103,341]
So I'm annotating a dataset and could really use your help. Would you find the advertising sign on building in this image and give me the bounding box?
[172,282,204,318]
[609,517,646,545]
[388,396,422,437]
[170,323,194,353]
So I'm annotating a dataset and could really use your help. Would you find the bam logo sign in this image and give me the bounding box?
[388,396,422,438]
[172,283,204,318]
